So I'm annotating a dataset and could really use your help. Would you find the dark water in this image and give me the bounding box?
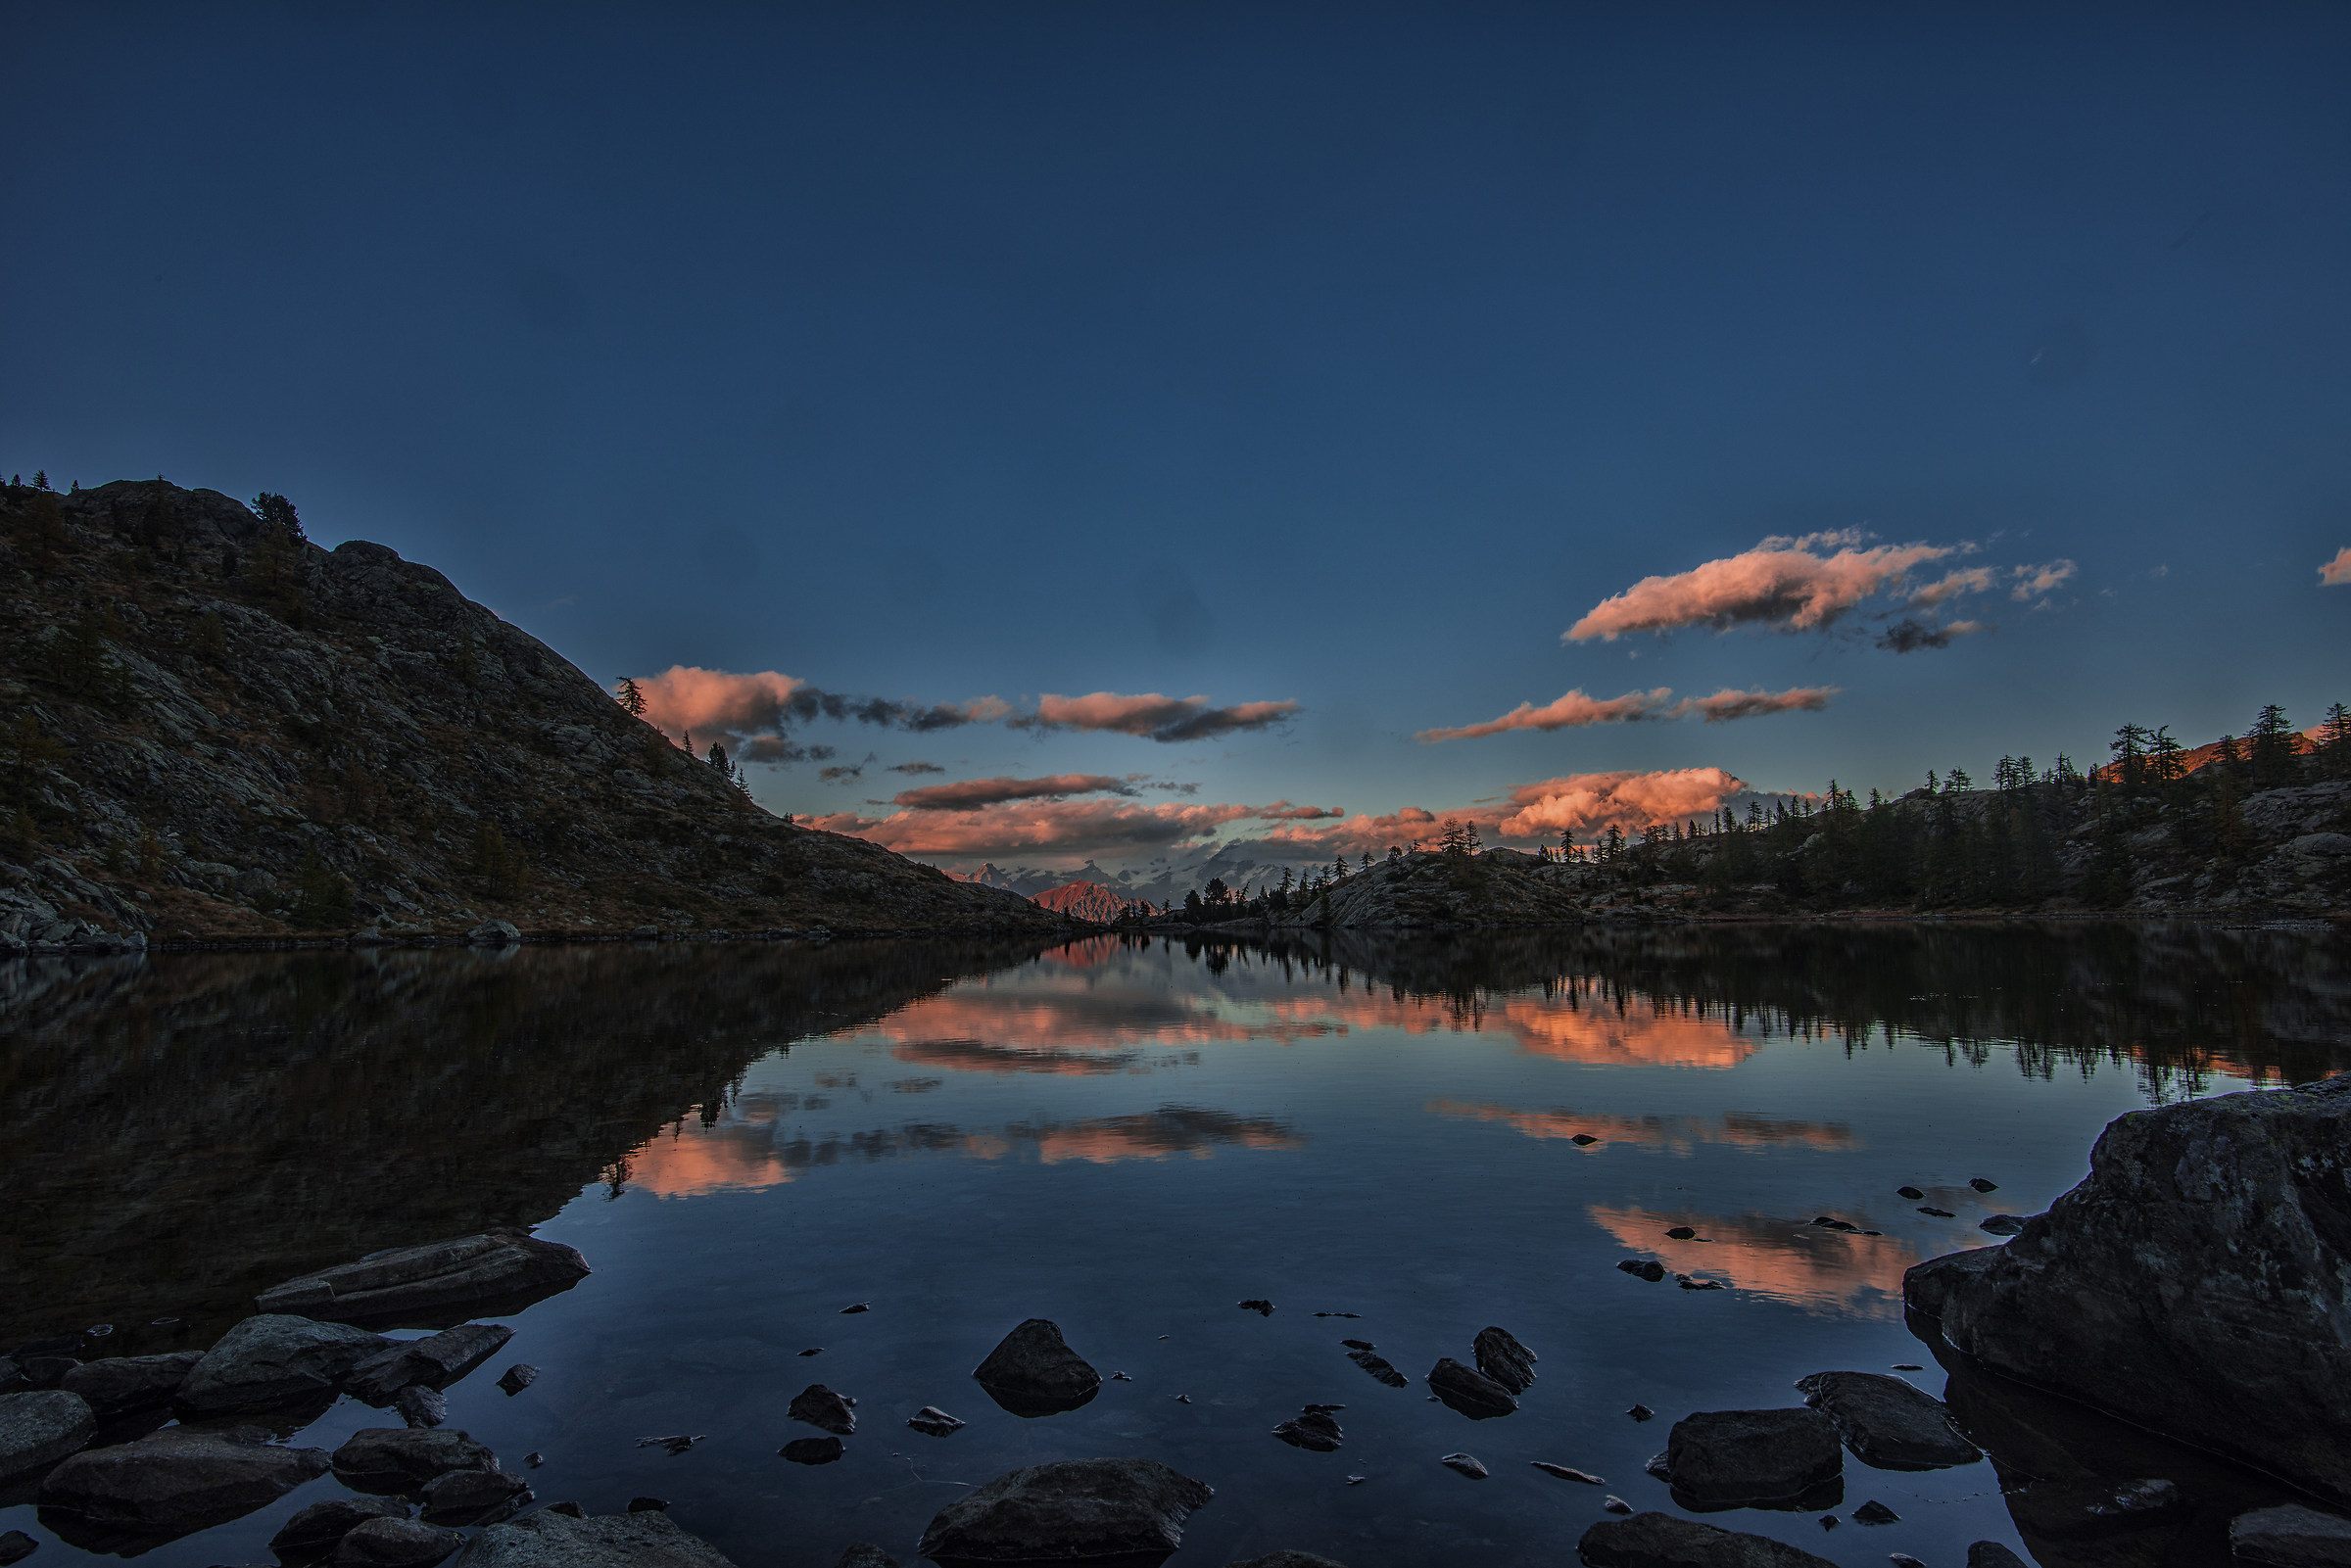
[3,923,2347,1567]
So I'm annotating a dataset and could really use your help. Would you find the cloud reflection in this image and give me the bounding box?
[1587,1206,1919,1315]
[1428,1101,1860,1153]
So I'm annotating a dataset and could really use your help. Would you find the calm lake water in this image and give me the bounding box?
[4,923,2348,1567]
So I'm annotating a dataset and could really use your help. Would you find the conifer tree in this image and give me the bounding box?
[615,677,648,717]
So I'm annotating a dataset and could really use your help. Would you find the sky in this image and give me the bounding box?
[7,3,2349,876]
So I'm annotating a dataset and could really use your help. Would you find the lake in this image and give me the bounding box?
[4,922,2347,1567]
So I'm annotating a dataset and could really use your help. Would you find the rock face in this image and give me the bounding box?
[1904,1074,2351,1503]
[1426,1357,1516,1419]
[918,1457,1214,1564]
[2231,1503,2351,1566]
[1662,1408,1844,1511]
[272,1496,415,1560]
[1794,1371,1981,1469]
[176,1314,391,1414]
[336,1515,468,1567]
[38,1428,331,1536]
[332,1428,499,1494]
[0,1391,96,1478]
[1472,1326,1536,1395]
[456,1509,742,1567]
[258,1231,590,1324]
[346,1324,517,1403]
[1577,1511,1838,1567]
[971,1319,1101,1417]
[58,1353,204,1417]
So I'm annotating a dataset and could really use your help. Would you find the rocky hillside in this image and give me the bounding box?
[0,479,1059,947]
[1031,879,1136,922]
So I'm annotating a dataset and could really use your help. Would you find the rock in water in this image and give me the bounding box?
[0,1391,96,1478]
[780,1438,843,1465]
[1471,1327,1536,1395]
[1271,1409,1343,1451]
[176,1315,391,1415]
[1345,1349,1408,1388]
[0,1531,35,1565]
[1663,1408,1844,1511]
[1226,1554,1349,1567]
[271,1497,413,1561]
[1531,1461,1604,1484]
[458,1509,742,1567]
[39,1429,330,1537]
[1903,1074,2351,1503]
[1793,1371,1981,1469]
[905,1406,966,1437]
[345,1325,516,1403]
[256,1230,590,1325]
[331,1428,499,1495]
[420,1467,530,1525]
[2008,1478,2188,1540]
[1576,1511,1837,1567]
[496,1364,538,1396]
[58,1353,203,1417]
[1978,1214,2030,1236]
[970,1319,1101,1417]
[2230,1503,2351,1565]
[1848,1500,1898,1524]
[1426,1358,1516,1420]
[1617,1259,1666,1282]
[834,1547,902,1568]
[397,1386,448,1429]
[918,1457,1212,1563]
[335,1515,468,1567]
[1965,1545,2029,1568]
[788,1385,856,1436]
[1439,1453,1487,1479]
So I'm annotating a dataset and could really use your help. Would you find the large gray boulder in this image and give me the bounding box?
[38,1428,330,1535]
[176,1314,390,1414]
[332,1428,500,1495]
[1905,1074,2351,1504]
[0,1391,96,1478]
[918,1457,1214,1563]
[1576,1511,1836,1566]
[1794,1370,1981,1469]
[345,1325,515,1404]
[971,1319,1100,1417]
[59,1352,204,1417]
[258,1230,590,1325]
[2231,1503,2351,1565]
[1661,1408,1843,1511]
[456,1508,740,1566]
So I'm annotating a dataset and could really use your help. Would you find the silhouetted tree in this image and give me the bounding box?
[615,677,648,716]
[252,492,304,540]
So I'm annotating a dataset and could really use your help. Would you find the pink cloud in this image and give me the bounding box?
[1009,691,1301,743]
[1415,688,1674,742]
[1909,567,1997,607]
[892,774,1133,810]
[1669,686,1838,723]
[1498,768,1749,838]
[809,795,1336,860]
[635,666,806,743]
[2010,559,2077,600]
[1567,535,1956,641]
[2319,547,2351,587]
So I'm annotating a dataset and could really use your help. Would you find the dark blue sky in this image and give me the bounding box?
[9,4,2348,866]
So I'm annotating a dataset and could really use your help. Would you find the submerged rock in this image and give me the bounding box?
[971,1319,1100,1417]
[331,1428,499,1495]
[1849,1500,1898,1524]
[1663,1408,1844,1511]
[1794,1371,1981,1469]
[917,1457,1212,1563]
[906,1406,965,1438]
[39,1428,330,1536]
[1617,1259,1666,1282]
[1426,1358,1515,1420]
[1440,1453,1487,1479]
[1904,1074,2351,1504]
[780,1438,843,1465]
[1471,1327,1536,1396]
[1977,1214,2030,1236]
[2008,1477,2188,1540]
[2230,1503,2351,1565]
[788,1385,856,1437]
[0,1531,34,1565]
[1345,1349,1407,1389]
[1271,1409,1343,1452]
[271,1497,413,1561]
[258,1230,590,1325]
[336,1515,468,1567]
[1531,1461,1604,1484]
[0,1391,96,1478]
[1577,1511,1837,1567]
[346,1325,516,1404]
[58,1353,203,1418]
[456,1508,741,1567]
[177,1315,390,1415]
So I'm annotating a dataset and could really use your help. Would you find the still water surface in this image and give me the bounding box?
[4,923,2347,1567]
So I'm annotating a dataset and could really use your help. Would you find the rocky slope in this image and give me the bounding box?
[0,480,1058,946]
[1030,879,1136,922]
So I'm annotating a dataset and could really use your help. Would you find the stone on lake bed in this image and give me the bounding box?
[346,1324,515,1403]
[39,1428,331,1536]
[781,1438,844,1465]
[1794,1370,1981,1469]
[0,1391,96,1478]
[271,1496,413,1561]
[1916,1207,1957,1218]
[2230,1503,2351,1565]
[1472,1327,1536,1395]
[256,1229,589,1325]
[335,1515,467,1567]
[917,1457,1212,1564]
[1663,1408,1844,1511]
[457,1508,742,1567]
[1970,1177,1999,1192]
[1271,1408,1343,1451]
[906,1406,966,1437]
[331,1428,499,1494]
[58,1353,202,1417]
[1618,1259,1665,1282]
[1577,1511,1838,1567]
[176,1315,391,1415]
[396,1386,447,1428]
[1897,1186,1925,1200]
[1426,1358,1515,1419]
[971,1319,1101,1417]
[788,1385,856,1436]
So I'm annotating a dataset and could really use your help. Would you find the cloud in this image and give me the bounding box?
[1009,690,1301,743]
[892,774,1136,810]
[1415,688,1674,742]
[1875,619,1988,653]
[1909,567,1998,607]
[805,798,1281,859]
[1567,534,1956,641]
[1255,801,1346,821]
[2011,559,2077,600]
[888,760,946,775]
[2321,547,2351,587]
[1498,768,1750,839]
[818,763,865,784]
[633,666,1010,761]
[1669,686,1838,723]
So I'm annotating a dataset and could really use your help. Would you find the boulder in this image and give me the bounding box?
[397,1386,448,1428]
[1794,1371,1981,1469]
[1662,1408,1844,1511]
[906,1406,965,1437]
[420,1466,531,1524]
[2231,1503,2351,1565]
[257,1230,590,1325]
[1576,1511,1837,1566]
[497,1364,537,1396]
[176,1315,390,1414]
[271,1496,414,1560]
[918,1457,1213,1563]
[788,1384,856,1436]
[456,1508,741,1567]
[0,1530,32,1564]
[835,1548,901,1568]
[2008,1477,2190,1539]
[38,1428,330,1536]
[971,1319,1100,1417]
[0,1391,96,1478]
[336,1516,467,1567]
[346,1324,516,1403]
[1904,1074,2351,1503]
[1426,1357,1515,1419]
[1472,1326,1536,1395]
[1226,1555,1348,1568]
[1271,1408,1343,1451]
[58,1353,203,1417]
[468,921,520,946]
[332,1428,499,1495]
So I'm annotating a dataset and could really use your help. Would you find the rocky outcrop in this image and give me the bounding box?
[258,1232,588,1325]
[1904,1074,2351,1503]
[1793,1370,1980,1469]
[1575,1511,1836,1567]
[971,1318,1100,1417]
[918,1457,1214,1564]
[456,1509,740,1567]
[0,1391,95,1478]
[38,1428,330,1538]
[175,1314,390,1414]
[1660,1408,1844,1511]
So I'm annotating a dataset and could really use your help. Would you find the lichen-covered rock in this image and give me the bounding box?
[1662,1408,1843,1511]
[0,1391,96,1478]
[456,1508,741,1567]
[1794,1370,1980,1470]
[258,1231,588,1324]
[176,1314,390,1414]
[1905,1075,2351,1503]
[918,1457,1213,1563]
[38,1428,330,1536]
[971,1319,1099,1417]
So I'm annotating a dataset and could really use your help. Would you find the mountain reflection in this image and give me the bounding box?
[1429,1100,1861,1153]
[1586,1206,1918,1314]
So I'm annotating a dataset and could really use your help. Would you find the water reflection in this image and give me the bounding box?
[1428,1100,1861,1153]
[1586,1206,1918,1313]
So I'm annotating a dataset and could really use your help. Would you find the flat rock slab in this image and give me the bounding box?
[456,1509,741,1567]
[272,1496,414,1561]
[1794,1371,1981,1469]
[1472,1327,1536,1395]
[177,1315,391,1415]
[1903,1074,2351,1503]
[346,1325,516,1403]
[1578,1511,1838,1567]
[2231,1503,2351,1566]
[58,1354,203,1418]
[972,1320,1100,1418]
[259,1230,590,1326]
[0,1392,96,1479]
[1664,1408,1843,1511]
[1426,1358,1515,1420]
[39,1429,329,1536]
[336,1515,467,1567]
[919,1457,1213,1564]
[333,1428,499,1495]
